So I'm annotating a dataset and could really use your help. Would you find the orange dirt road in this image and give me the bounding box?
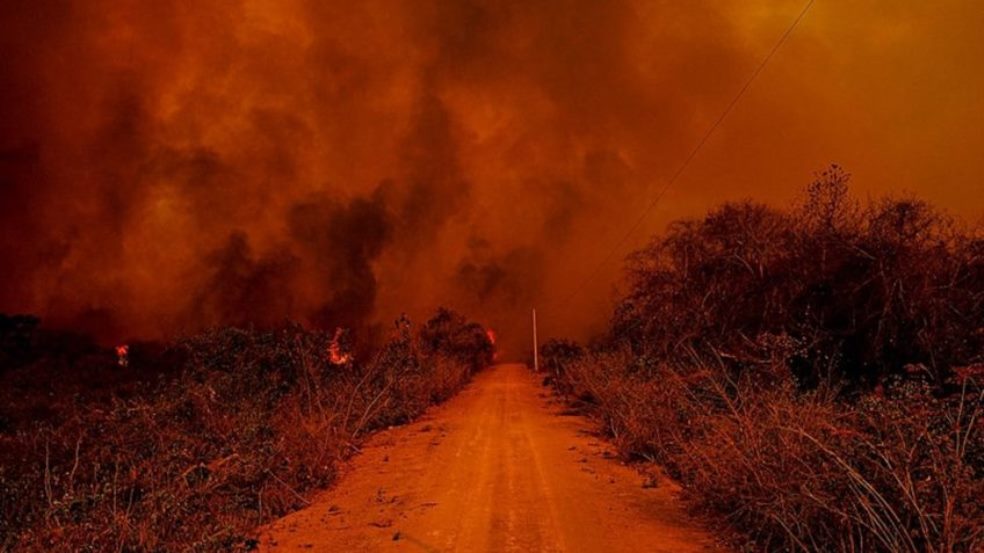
[257,364,724,552]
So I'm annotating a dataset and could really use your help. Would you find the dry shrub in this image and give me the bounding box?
[1,309,492,551]
[549,350,983,552]
[614,166,983,389]
[543,167,984,552]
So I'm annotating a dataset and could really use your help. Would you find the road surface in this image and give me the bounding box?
[257,363,724,552]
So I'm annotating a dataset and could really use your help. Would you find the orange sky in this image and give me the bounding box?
[1,1,981,352]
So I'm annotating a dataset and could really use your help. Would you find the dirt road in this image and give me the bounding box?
[257,364,723,552]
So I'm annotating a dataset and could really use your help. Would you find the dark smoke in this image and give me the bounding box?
[2,1,983,354]
[289,187,392,329]
[194,232,299,329]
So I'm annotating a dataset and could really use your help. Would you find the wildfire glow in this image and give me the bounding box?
[327,328,352,365]
[486,328,498,361]
[115,345,129,367]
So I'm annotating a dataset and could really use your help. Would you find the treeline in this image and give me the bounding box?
[614,165,982,389]
[543,167,983,552]
[1,308,493,551]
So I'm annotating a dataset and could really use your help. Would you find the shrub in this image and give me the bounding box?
[547,349,983,552]
[1,310,492,551]
[545,168,984,552]
[614,166,983,390]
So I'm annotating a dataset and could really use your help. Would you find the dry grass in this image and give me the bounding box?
[549,350,983,552]
[543,169,984,552]
[0,309,492,552]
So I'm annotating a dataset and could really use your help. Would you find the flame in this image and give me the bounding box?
[115,344,129,367]
[327,328,353,365]
[486,328,498,361]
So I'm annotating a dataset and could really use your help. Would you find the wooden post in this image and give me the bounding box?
[532,308,539,373]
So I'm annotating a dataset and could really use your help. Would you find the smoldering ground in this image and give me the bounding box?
[2,1,983,354]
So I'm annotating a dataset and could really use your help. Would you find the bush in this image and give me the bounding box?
[1,310,492,551]
[547,349,983,553]
[545,168,984,552]
[614,166,983,390]
[418,308,495,375]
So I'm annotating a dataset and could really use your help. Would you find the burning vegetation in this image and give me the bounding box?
[543,168,984,553]
[0,310,493,551]
[326,327,353,365]
[1,1,983,550]
[115,344,129,367]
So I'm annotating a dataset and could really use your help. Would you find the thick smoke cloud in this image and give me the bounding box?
[2,1,983,353]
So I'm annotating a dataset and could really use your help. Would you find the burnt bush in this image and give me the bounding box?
[1,310,492,551]
[419,307,495,374]
[0,314,41,371]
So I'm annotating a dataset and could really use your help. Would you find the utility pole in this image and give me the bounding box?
[532,308,539,373]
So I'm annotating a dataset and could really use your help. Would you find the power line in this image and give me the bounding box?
[550,0,815,317]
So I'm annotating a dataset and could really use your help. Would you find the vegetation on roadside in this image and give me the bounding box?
[543,167,984,552]
[0,309,493,551]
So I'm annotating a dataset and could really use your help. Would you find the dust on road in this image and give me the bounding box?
[257,363,724,552]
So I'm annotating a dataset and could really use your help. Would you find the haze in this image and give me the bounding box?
[2,0,982,353]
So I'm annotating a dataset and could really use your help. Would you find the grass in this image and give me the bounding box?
[542,167,984,552]
[0,309,492,551]
[548,350,982,552]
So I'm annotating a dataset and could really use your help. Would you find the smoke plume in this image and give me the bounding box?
[2,1,983,354]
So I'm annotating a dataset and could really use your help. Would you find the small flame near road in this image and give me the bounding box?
[486,329,498,361]
[327,328,353,365]
[115,345,129,367]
